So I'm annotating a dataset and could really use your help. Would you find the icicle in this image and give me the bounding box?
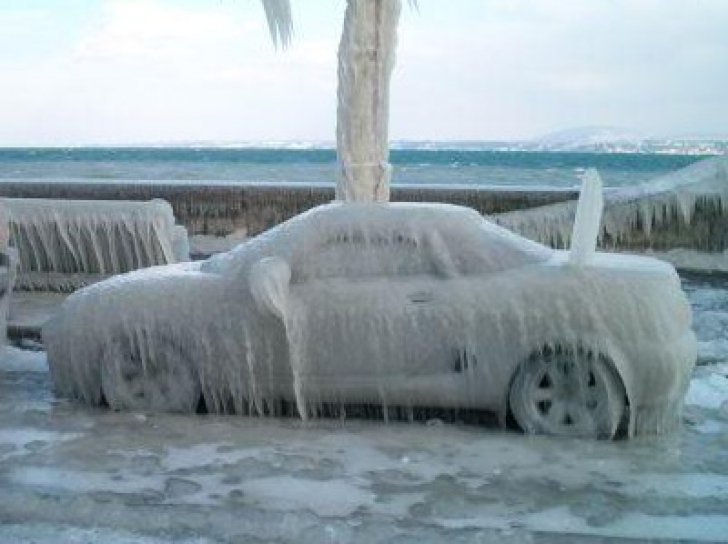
[336,0,402,202]
[260,0,293,48]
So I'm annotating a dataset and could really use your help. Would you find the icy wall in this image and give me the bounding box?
[2,198,189,291]
[495,157,728,270]
[2,158,724,270]
[0,182,575,243]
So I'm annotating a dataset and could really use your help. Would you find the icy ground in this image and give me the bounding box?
[1,276,728,543]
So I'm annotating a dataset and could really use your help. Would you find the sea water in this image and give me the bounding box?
[0,147,706,188]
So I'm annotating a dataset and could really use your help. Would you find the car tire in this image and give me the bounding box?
[100,335,200,413]
[509,345,626,439]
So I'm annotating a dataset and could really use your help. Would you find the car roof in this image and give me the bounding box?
[203,202,552,274]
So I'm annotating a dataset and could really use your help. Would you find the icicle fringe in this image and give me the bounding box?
[2,198,190,292]
[495,156,728,258]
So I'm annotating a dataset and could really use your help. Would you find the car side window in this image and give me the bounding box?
[292,228,448,280]
[440,222,551,275]
[288,215,550,281]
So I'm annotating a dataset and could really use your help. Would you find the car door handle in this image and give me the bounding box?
[407,290,434,304]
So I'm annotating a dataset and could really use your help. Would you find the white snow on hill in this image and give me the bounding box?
[535,126,648,149]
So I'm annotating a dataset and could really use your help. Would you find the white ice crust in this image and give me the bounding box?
[43,202,697,437]
[1,198,189,291]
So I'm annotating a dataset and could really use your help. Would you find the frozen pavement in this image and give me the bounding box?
[7,291,66,341]
[0,275,727,543]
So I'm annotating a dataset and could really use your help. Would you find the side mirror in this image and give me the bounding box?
[249,256,291,319]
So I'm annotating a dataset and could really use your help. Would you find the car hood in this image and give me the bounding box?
[547,250,680,280]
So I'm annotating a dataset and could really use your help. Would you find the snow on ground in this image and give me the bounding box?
[1,275,727,543]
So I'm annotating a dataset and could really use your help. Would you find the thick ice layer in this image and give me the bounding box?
[495,156,728,270]
[2,198,190,292]
[336,0,401,202]
[43,203,696,437]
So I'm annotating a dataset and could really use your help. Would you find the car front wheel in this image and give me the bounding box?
[100,335,200,413]
[509,346,626,439]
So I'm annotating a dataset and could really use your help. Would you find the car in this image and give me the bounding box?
[43,201,697,439]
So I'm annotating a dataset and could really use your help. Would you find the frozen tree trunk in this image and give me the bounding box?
[336,0,402,202]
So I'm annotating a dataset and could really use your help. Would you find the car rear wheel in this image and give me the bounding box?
[509,346,626,439]
[100,335,200,413]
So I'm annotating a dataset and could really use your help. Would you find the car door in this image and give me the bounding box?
[284,228,466,404]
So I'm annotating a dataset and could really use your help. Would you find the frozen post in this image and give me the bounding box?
[336,0,402,202]
[259,0,403,202]
[569,168,604,266]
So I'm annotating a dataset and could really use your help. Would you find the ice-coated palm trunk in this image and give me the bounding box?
[336,0,402,202]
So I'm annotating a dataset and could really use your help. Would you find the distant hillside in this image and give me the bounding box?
[524,127,727,155]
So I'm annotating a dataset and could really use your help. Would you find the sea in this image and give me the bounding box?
[0,147,708,189]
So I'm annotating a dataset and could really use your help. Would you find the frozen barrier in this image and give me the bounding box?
[494,157,728,272]
[0,181,577,243]
[0,202,17,344]
[2,198,190,292]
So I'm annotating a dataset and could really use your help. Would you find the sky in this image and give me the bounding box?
[0,0,726,146]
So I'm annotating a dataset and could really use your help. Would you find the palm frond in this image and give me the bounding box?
[260,0,293,49]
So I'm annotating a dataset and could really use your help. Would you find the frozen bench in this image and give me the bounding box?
[1,198,189,292]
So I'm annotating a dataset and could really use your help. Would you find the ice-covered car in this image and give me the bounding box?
[43,202,697,438]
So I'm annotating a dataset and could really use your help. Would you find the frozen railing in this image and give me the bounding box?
[0,201,17,344]
[494,156,728,272]
[1,198,190,292]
